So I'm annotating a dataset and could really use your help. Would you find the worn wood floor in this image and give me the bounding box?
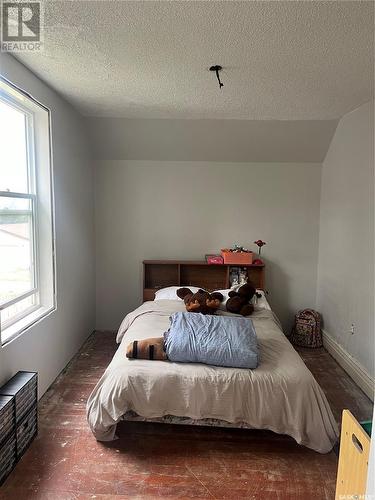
[0,331,372,500]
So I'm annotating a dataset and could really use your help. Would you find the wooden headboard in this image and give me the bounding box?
[143,260,265,302]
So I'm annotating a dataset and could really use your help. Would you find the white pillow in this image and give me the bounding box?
[154,285,271,311]
[154,286,201,301]
[155,286,231,305]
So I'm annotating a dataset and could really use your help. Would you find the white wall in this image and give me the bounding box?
[0,55,95,396]
[316,101,374,378]
[95,160,322,332]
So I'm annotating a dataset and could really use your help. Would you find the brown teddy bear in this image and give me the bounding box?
[226,283,260,316]
[177,288,224,314]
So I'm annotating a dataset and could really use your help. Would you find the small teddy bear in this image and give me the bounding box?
[226,283,261,316]
[176,288,224,315]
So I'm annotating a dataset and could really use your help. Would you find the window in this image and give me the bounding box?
[0,78,55,345]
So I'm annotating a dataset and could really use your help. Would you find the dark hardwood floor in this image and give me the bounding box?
[0,331,373,499]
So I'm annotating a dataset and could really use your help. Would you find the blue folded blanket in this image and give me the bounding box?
[164,312,259,369]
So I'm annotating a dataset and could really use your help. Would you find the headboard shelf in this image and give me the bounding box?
[143,260,265,302]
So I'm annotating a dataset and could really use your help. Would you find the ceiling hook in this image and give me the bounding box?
[209,65,224,89]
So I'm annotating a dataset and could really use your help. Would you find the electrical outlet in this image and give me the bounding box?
[350,324,355,335]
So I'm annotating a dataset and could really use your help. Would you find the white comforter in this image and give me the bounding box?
[86,300,338,453]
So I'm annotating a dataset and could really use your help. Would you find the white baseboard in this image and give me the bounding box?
[322,330,374,401]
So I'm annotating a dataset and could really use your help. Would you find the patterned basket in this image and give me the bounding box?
[290,309,322,348]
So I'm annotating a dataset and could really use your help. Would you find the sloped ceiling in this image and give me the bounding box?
[86,117,338,162]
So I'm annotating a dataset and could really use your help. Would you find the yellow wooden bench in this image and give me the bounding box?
[335,409,371,500]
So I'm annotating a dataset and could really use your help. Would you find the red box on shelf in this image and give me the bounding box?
[205,255,224,265]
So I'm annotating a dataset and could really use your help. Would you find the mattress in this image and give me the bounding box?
[86,300,339,453]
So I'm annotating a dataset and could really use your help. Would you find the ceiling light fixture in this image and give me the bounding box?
[209,65,224,89]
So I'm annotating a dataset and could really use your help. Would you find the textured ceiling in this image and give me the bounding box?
[13,0,374,119]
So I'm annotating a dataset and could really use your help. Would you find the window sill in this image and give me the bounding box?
[1,305,56,347]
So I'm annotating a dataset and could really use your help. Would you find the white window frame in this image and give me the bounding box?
[0,76,56,346]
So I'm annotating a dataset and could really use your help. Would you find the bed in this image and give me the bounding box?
[86,262,339,454]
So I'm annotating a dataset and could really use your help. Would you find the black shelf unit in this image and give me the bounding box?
[0,371,38,485]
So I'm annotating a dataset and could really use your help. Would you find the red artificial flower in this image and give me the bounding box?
[254,240,266,248]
